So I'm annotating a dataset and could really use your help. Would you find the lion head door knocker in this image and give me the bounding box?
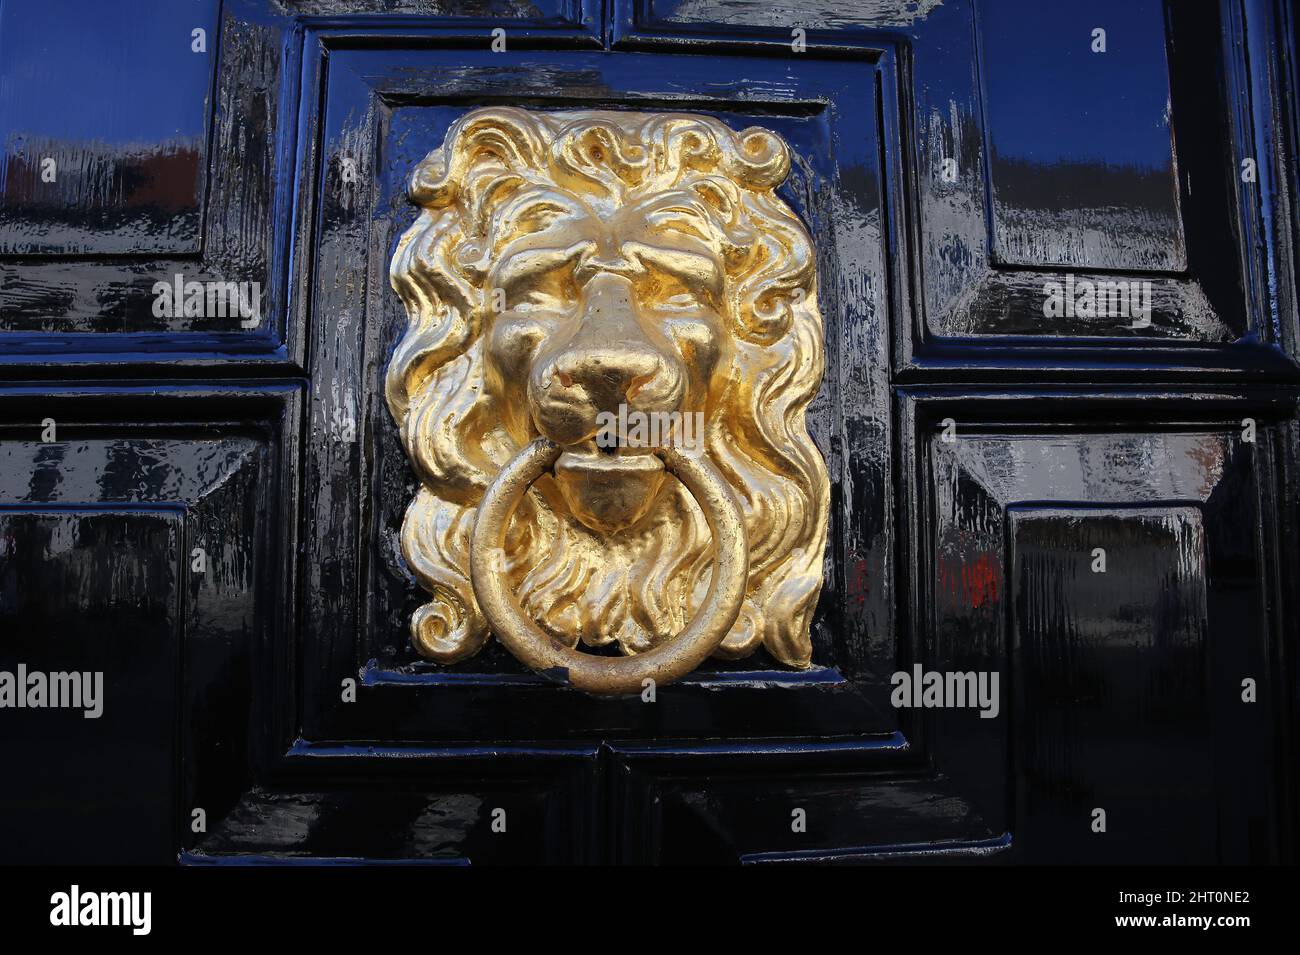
[385,107,830,695]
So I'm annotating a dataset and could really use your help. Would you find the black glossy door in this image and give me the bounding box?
[0,0,1295,865]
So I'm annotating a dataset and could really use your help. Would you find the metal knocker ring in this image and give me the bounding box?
[469,437,749,696]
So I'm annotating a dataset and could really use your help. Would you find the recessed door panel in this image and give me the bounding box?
[0,390,293,865]
[0,0,219,257]
[0,509,180,864]
[902,393,1284,863]
[296,44,896,744]
[979,0,1185,272]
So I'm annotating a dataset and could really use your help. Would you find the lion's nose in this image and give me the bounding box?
[552,346,664,409]
[550,274,679,413]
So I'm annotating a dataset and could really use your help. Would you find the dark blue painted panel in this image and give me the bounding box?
[977,0,1185,271]
[0,0,220,255]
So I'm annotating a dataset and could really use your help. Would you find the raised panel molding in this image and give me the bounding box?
[186,745,601,864]
[273,0,592,20]
[899,389,1292,863]
[609,740,1009,864]
[0,0,220,258]
[0,385,297,863]
[899,0,1300,378]
[0,509,181,863]
[0,1,300,364]
[1008,507,1216,862]
[612,0,942,48]
[292,38,895,744]
[977,1,1185,274]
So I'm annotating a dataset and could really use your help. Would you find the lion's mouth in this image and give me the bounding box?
[556,440,664,473]
[552,441,666,534]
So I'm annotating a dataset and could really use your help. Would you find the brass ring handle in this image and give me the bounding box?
[469,437,749,695]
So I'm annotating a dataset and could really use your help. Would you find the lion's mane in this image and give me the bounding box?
[385,107,829,668]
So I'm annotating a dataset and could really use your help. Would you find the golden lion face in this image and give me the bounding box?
[386,107,829,672]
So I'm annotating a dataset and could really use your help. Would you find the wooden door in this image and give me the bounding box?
[0,0,1295,865]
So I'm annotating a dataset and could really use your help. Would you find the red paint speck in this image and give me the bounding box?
[938,553,1001,608]
[847,558,869,606]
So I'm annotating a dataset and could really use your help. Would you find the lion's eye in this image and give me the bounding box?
[659,292,700,309]
[510,289,560,311]
[517,207,566,237]
[643,273,706,310]
[504,266,578,312]
[664,315,721,375]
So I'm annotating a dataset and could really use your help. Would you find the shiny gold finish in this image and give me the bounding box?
[471,438,748,694]
[386,106,829,692]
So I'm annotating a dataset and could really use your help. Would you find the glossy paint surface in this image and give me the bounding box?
[0,510,179,863]
[906,0,1258,347]
[979,0,1185,271]
[304,48,890,748]
[0,0,1295,865]
[0,388,291,864]
[0,0,219,256]
[900,392,1289,865]
[1011,508,1213,862]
